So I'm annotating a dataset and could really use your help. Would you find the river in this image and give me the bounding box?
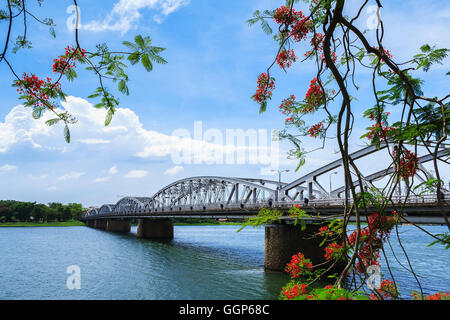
[0,225,448,299]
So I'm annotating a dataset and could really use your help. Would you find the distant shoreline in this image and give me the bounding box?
[0,221,244,227]
[0,221,85,227]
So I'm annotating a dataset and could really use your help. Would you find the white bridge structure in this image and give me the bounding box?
[83,144,449,225]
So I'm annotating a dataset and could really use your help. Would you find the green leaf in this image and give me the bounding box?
[134,35,145,49]
[122,40,137,51]
[118,79,129,95]
[127,52,140,65]
[105,107,114,126]
[49,27,56,38]
[64,124,71,143]
[259,101,267,113]
[32,109,41,119]
[45,118,62,126]
[141,54,153,71]
[420,44,431,53]
[87,93,100,99]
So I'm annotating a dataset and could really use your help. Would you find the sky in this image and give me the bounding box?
[0,0,449,207]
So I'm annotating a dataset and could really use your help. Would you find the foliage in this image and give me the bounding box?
[0,200,84,223]
[237,207,284,232]
[247,0,449,300]
[1,2,167,141]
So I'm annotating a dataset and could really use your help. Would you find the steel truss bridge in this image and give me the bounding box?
[83,144,450,225]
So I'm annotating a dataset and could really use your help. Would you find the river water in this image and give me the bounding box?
[0,225,448,299]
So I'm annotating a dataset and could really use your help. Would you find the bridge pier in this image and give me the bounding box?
[94,219,107,229]
[86,220,95,228]
[137,218,173,240]
[106,219,131,233]
[264,223,344,273]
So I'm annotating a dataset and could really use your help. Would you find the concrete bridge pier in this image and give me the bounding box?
[137,218,173,240]
[86,220,95,228]
[264,223,344,273]
[94,219,107,229]
[106,219,131,233]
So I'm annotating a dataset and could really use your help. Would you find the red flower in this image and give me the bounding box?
[324,242,344,261]
[251,73,275,104]
[282,284,307,300]
[305,78,326,109]
[392,148,418,180]
[277,49,297,69]
[273,6,312,42]
[285,252,313,278]
[52,46,86,74]
[14,73,62,111]
[369,280,399,300]
[307,122,324,138]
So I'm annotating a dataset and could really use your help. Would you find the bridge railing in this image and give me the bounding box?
[83,193,448,219]
[277,193,447,207]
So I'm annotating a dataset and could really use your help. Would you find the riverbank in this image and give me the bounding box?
[0,221,85,227]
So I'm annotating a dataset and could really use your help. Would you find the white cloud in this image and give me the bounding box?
[0,164,17,173]
[56,171,85,181]
[78,138,110,144]
[108,166,118,175]
[82,0,190,34]
[46,186,57,191]
[0,96,266,165]
[124,170,149,179]
[92,177,111,183]
[164,165,183,176]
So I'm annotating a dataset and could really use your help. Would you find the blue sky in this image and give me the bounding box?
[0,0,449,207]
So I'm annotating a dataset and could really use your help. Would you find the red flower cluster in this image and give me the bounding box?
[277,49,297,69]
[285,252,313,279]
[15,73,61,110]
[305,78,325,109]
[279,94,296,115]
[252,73,275,104]
[369,280,399,300]
[324,242,344,261]
[273,6,312,42]
[310,33,324,52]
[307,122,324,138]
[318,225,333,237]
[373,46,393,63]
[369,111,390,121]
[424,292,450,300]
[393,148,418,180]
[365,121,395,142]
[53,46,87,74]
[282,284,307,300]
[348,212,397,272]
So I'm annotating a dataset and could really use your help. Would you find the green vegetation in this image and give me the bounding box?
[0,200,84,225]
[0,220,85,227]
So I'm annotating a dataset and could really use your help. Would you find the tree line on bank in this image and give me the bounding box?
[0,200,83,223]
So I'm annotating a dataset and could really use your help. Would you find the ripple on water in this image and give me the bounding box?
[0,225,448,299]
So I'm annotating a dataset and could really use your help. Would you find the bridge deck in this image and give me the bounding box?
[84,195,449,225]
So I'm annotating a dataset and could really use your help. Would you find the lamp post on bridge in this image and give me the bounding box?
[272,169,290,190]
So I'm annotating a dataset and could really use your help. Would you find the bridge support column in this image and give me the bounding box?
[264,223,344,273]
[106,219,131,233]
[137,218,173,239]
[86,220,95,227]
[94,219,107,229]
